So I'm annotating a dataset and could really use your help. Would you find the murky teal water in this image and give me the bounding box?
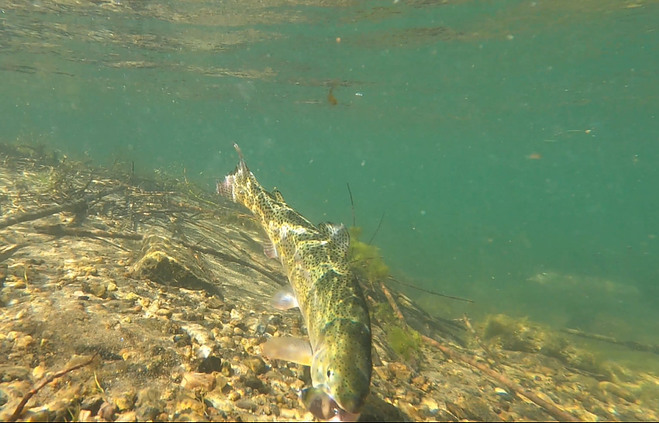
[2,1,658,356]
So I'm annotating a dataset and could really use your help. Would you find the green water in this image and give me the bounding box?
[2,0,658,358]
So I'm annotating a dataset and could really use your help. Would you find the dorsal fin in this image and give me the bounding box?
[272,188,285,203]
[233,143,249,174]
[318,222,350,254]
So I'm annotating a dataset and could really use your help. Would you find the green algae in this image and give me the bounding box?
[387,325,423,361]
[348,226,389,284]
[348,231,423,362]
[372,303,423,362]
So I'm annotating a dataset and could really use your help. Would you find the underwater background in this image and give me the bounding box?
[2,0,658,371]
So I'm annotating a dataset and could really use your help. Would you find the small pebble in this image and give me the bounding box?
[15,334,34,349]
[220,360,233,377]
[32,364,46,380]
[244,356,266,375]
[115,391,137,411]
[124,292,139,301]
[156,308,173,318]
[114,410,137,422]
[89,281,107,298]
[230,309,243,322]
[78,409,92,422]
[80,395,104,414]
[135,405,161,421]
[244,376,266,393]
[181,372,215,391]
[235,398,258,411]
[279,408,301,420]
[98,401,116,420]
[198,355,222,373]
[494,387,513,401]
[206,297,224,309]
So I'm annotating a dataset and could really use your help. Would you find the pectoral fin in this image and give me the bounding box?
[261,337,313,366]
[272,288,299,310]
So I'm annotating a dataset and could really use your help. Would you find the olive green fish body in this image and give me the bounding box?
[218,144,371,418]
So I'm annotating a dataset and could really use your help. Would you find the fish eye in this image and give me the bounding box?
[326,369,332,378]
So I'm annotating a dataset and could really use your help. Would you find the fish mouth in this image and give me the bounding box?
[300,387,361,422]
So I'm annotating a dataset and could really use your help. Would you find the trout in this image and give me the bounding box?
[218,144,371,421]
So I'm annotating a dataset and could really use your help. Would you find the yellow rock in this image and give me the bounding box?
[120,349,137,361]
[32,364,46,379]
[15,334,34,349]
[124,292,139,301]
[115,391,136,411]
[114,411,137,422]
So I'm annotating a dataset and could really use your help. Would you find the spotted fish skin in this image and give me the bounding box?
[218,144,372,417]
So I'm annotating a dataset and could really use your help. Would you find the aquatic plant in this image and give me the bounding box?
[371,302,423,362]
[348,226,389,284]
[387,325,423,361]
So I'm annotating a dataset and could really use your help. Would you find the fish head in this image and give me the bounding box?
[307,319,372,421]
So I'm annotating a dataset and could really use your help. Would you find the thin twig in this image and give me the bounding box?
[387,276,474,303]
[562,328,659,355]
[346,183,356,227]
[8,353,98,422]
[367,211,385,245]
